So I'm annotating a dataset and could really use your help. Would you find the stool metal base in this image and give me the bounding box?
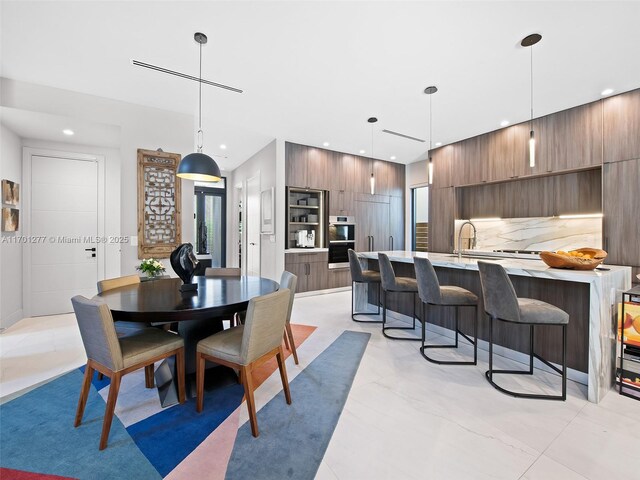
[382,289,421,341]
[351,281,382,323]
[420,304,478,365]
[486,320,567,401]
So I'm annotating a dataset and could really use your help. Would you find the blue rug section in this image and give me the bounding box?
[225,330,371,480]
[0,369,161,480]
[79,363,111,391]
[127,383,245,477]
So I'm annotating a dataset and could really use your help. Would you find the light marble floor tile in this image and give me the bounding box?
[520,455,588,480]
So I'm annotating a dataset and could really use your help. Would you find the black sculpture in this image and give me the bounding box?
[170,243,199,292]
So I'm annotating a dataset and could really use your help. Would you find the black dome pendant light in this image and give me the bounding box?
[177,32,222,182]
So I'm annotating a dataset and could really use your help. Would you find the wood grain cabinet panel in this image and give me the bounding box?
[285,142,308,187]
[306,147,331,190]
[510,123,530,179]
[389,196,405,250]
[486,127,514,182]
[353,155,373,194]
[431,145,453,188]
[603,158,640,267]
[428,187,455,253]
[329,190,355,216]
[334,152,355,191]
[604,89,640,164]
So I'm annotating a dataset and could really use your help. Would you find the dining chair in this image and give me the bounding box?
[196,289,292,437]
[378,253,420,340]
[414,256,479,365]
[97,274,154,386]
[71,295,186,450]
[205,267,243,325]
[477,261,568,400]
[280,271,299,364]
[348,249,382,323]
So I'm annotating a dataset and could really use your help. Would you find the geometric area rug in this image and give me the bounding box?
[0,327,370,480]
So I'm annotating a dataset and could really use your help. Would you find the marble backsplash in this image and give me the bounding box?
[454,216,602,252]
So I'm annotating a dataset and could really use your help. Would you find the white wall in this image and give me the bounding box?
[0,78,196,274]
[0,123,24,328]
[228,139,285,281]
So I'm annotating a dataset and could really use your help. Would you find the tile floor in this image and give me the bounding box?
[1,290,639,479]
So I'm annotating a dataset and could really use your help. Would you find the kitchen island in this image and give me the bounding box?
[357,251,632,403]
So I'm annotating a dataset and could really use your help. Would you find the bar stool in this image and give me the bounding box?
[477,261,568,400]
[348,249,382,323]
[414,256,479,365]
[378,253,420,341]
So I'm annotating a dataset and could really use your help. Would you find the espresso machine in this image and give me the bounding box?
[296,230,316,248]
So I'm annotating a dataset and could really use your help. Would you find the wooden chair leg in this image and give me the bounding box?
[196,353,206,413]
[285,324,299,365]
[144,364,154,388]
[276,346,292,405]
[75,363,94,427]
[283,330,290,350]
[176,349,186,404]
[99,371,122,450]
[241,365,259,437]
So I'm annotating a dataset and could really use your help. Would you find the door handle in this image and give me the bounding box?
[390,236,394,251]
[371,236,375,252]
[91,253,96,258]
[250,242,256,246]
[85,248,96,252]
[367,235,371,252]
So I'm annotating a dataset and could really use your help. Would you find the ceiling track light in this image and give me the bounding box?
[424,86,438,185]
[521,33,542,169]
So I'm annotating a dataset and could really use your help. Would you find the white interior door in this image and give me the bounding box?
[29,155,99,316]
[245,175,261,277]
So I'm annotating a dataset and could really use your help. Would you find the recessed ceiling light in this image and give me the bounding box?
[601,88,614,96]
[435,142,442,147]
[219,144,227,150]
[62,129,74,136]
[323,142,330,147]
[359,149,366,154]
[390,156,396,160]
[500,120,510,127]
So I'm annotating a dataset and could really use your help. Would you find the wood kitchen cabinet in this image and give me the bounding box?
[329,189,355,216]
[428,187,455,253]
[389,196,405,250]
[285,142,331,190]
[355,199,389,252]
[285,142,308,187]
[603,158,640,269]
[284,251,329,293]
[603,89,640,164]
[431,145,453,188]
[353,155,374,194]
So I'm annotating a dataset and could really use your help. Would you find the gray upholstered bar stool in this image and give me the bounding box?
[348,249,382,323]
[414,256,479,365]
[477,261,568,400]
[378,253,420,340]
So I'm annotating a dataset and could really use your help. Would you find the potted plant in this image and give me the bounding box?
[136,258,166,279]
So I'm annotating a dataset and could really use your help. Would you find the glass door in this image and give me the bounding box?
[195,180,227,267]
[412,186,429,251]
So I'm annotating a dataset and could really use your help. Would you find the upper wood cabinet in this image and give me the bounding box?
[389,196,405,250]
[604,89,640,163]
[330,152,355,191]
[285,142,331,190]
[428,187,456,253]
[285,142,308,187]
[431,144,455,188]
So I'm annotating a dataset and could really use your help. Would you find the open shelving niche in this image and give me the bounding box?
[617,285,640,400]
[286,187,325,249]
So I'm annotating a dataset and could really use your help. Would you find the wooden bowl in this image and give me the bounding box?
[539,248,607,270]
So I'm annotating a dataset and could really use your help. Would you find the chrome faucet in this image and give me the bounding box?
[457,221,477,260]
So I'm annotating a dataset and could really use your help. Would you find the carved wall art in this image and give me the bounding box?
[137,149,182,259]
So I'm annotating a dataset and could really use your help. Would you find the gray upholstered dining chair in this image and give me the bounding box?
[205,267,243,326]
[477,261,569,400]
[97,274,153,385]
[378,253,420,340]
[280,271,300,364]
[195,289,292,438]
[71,295,186,450]
[348,249,382,323]
[414,256,479,365]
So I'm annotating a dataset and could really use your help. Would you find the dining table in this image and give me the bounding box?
[96,275,280,405]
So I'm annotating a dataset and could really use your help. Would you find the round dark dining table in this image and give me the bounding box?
[97,275,280,378]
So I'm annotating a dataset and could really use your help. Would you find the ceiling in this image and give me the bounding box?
[2,1,639,169]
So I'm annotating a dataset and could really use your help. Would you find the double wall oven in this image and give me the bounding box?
[328,216,356,269]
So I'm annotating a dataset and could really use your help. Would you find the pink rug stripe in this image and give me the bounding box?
[0,468,77,480]
[164,407,240,480]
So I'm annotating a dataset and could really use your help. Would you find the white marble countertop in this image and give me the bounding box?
[358,250,631,285]
[285,248,329,253]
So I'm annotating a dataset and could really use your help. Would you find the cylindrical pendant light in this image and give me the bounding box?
[177,32,222,182]
[368,117,378,195]
[424,86,438,184]
[521,33,542,169]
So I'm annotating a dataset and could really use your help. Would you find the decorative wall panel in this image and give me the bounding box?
[137,149,182,259]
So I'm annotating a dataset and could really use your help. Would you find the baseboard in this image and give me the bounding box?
[0,308,24,332]
[296,286,351,298]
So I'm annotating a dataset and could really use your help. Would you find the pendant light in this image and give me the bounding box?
[368,117,378,195]
[424,86,438,184]
[521,33,542,168]
[177,32,222,182]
